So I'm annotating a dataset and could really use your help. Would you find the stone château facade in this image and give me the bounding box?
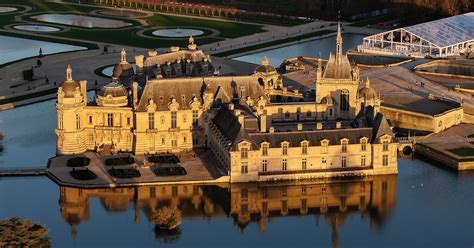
[56,25,398,182]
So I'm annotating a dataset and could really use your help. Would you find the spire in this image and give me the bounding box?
[262,56,270,66]
[66,64,73,81]
[189,35,194,45]
[336,11,343,64]
[365,77,371,88]
[120,48,127,63]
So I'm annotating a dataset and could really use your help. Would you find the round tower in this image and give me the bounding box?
[56,65,87,155]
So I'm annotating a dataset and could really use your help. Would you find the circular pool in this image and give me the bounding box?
[0,7,17,13]
[152,28,204,38]
[13,25,60,32]
[101,64,137,77]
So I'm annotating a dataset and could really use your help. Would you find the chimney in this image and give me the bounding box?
[148,50,157,57]
[135,55,144,73]
[260,114,267,133]
[229,103,234,110]
[297,123,303,131]
[269,127,275,133]
[238,114,245,128]
[79,80,87,103]
[336,122,342,129]
[132,82,138,108]
[316,123,323,130]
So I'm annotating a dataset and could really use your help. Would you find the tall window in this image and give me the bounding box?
[383,155,389,166]
[302,158,307,170]
[76,114,81,129]
[341,140,348,153]
[321,141,328,154]
[241,147,248,158]
[127,117,131,126]
[341,156,347,168]
[262,144,268,156]
[88,115,93,125]
[58,113,63,129]
[171,111,177,128]
[282,159,287,171]
[301,142,308,155]
[383,140,389,151]
[172,139,178,147]
[107,113,114,127]
[361,139,367,151]
[340,90,349,111]
[282,143,288,156]
[241,162,248,174]
[262,159,268,172]
[148,112,155,129]
[192,110,199,127]
[361,155,366,167]
[322,157,327,167]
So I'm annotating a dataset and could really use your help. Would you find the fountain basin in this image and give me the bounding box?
[13,25,60,32]
[152,28,204,38]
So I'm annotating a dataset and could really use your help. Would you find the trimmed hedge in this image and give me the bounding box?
[108,167,141,179]
[154,167,187,177]
[67,157,91,167]
[105,156,135,166]
[148,155,180,164]
[70,168,97,180]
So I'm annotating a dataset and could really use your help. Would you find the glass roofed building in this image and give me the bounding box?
[358,12,474,58]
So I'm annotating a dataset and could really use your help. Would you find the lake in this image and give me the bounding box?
[0,35,86,65]
[0,158,472,247]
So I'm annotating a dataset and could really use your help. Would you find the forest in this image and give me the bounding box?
[174,0,473,25]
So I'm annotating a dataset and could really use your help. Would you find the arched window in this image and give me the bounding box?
[340,90,349,111]
[76,114,81,129]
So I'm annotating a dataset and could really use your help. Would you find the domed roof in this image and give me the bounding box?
[255,56,276,74]
[358,78,377,100]
[320,95,335,105]
[98,81,128,98]
[61,65,79,98]
[112,63,134,80]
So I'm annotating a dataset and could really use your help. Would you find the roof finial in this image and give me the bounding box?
[66,64,73,81]
[121,48,127,63]
[366,77,371,88]
[189,35,194,45]
[262,56,269,66]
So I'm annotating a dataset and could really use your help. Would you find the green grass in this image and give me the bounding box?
[0,88,56,105]
[213,30,334,57]
[67,157,91,167]
[70,168,97,180]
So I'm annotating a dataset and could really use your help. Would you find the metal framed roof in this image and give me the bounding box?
[404,12,474,48]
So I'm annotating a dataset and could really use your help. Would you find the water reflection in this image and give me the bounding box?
[32,14,132,28]
[59,175,396,246]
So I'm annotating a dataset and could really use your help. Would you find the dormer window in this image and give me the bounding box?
[341,139,348,153]
[361,138,368,151]
[282,142,289,156]
[321,140,329,154]
[301,141,308,155]
[261,143,269,156]
[383,140,389,151]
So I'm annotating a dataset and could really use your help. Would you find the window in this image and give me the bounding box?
[340,90,349,111]
[341,156,346,168]
[301,186,307,195]
[58,113,63,129]
[241,147,248,159]
[76,114,81,129]
[361,155,366,167]
[301,199,307,212]
[88,115,93,125]
[262,159,267,172]
[127,117,131,126]
[321,141,328,154]
[282,143,288,156]
[107,113,114,127]
[171,111,177,128]
[281,187,287,197]
[262,144,268,156]
[282,200,288,212]
[306,111,311,118]
[383,155,389,166]
[172,139,177,147]
[284,112,290,118]
[241,189,248,199]
[282,159,287,171]
[341,140,348,153]
[301,142,308,155]
[241,162,248,174]
[192,110,199,127]
[383,140,389,151]
[322,157,327,168]
[148,112,155,129]
[302,158,307,170]
[161,138,165,144]
[183,136,187,144]
[88,133,94,142]
[361,139,367,151]
[193,138,199,145]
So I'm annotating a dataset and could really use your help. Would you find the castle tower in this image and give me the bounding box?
[55,65,87,155]
[357,77,381,113]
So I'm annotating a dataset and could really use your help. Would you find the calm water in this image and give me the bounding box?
[13,25,61,32]
[152,28,204,37]
[32,14,132,28]
[0,35,86,65]
[234,34,364,66]
[0,159,472,247]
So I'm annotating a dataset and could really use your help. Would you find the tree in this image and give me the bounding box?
[103,46,109,53]
[38,48,43,57]
[36,59,42,67]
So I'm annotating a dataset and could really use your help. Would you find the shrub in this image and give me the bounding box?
[104,156,135,166]
[148,155,180,164]
[154,166,187,177]
[70,168,97,180]
[108,167,141,179]
[67,157,91,167]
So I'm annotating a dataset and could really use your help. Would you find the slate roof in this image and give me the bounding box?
[322,54,353,80]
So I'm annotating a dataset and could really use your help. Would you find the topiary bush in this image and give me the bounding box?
[67,157,91,167]
[104,156,135,166]
[70,168,97,180]
[108,167,141,179]
[153,166,187,177]
[148,154,180,164]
